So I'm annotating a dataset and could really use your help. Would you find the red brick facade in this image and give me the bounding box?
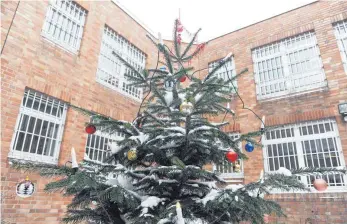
[1,1,347,223]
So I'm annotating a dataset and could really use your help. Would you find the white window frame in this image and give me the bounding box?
[333,20,347,74]
[213,133,244,179]
[41,0,87,53]
[209,57,238,93]
[84,130,124,164]
[96,25,146,101]
[252,32,326,101]
[8,89,68,164]
[262,119,346,192]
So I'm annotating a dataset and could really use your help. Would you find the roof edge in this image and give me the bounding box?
[111,0,157,38]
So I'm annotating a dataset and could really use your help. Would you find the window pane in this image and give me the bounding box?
[334,20,347,74]
[96,26,146,99]
[23,134,32,152]
[37,137,45,155]
[41,121,49,136]
[41,0,87,52]
[252,32,325,100]
[15,132,25,151]
[267,145,272,157]
[34,119,43,135]
[262,119,345,188]
[30,136,39,153]
[10,89,66,164]
[20,115,29,131]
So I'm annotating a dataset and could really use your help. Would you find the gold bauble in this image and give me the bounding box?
[127,148,137,161]
[180,101,193,114]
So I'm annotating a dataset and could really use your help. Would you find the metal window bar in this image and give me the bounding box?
[208,58,237,93]
[85,129,125,164]
[262,119,346,189]
[9,89,67,164]
[41,0,87,53]
[96,26,146,100]
[333,20,347,74]
[252,32,326,100]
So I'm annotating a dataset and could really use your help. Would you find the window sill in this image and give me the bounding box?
[96,79,142,102]
[267,186,347,194]
[219,173,244,179]
[8,151,58,165]
[257,84,328,103]
[41,33,79,56]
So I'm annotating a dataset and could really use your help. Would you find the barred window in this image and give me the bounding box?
[214,133,243,178]
[96,26,146,100]
[263,119,346,190]
[333,20,347,74]
[8,89,68,164]
[85,130,124,164]
[252,32,326,100]
[42,0,87,53]
[209,57,237,93]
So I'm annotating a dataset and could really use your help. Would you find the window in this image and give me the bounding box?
[333,20,347,73]
[214,133,243,178]
[41,0,87,53]
[209,57,237,93]
[96,26,146,100]
[252,32,326,100]
[85,130,124,164]
[263,119,346,190]
[8,89,68,164]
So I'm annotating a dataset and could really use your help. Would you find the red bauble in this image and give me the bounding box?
[177,25,184,33]
[225,151,238,162]
[85,125,96,134]
[313,178,328,191]
[179,76,187,82]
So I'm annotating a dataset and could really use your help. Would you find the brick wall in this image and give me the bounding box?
[260,193,347,224]
[1,0,347,223]
[196,1,347,222]
[1,1,157,223]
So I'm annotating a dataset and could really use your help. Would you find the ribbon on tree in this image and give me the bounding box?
[176,19,184,45]
[177,33,182,44]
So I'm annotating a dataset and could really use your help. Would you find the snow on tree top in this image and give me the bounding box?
[158,179,178,185]
[188,180,217,188]
[108,141,122,154]
[141,196,166,209]
[186,165,201,170]
[200,189,220,206]
[188,125,215,134]
[225,184,244,191]
[194,93,204,102]
[148,133,184,144]
[157,218,171,224]
[129,132,149,144]
[178,92,186,101]
[164,126,186,134]
[159,140,178,149]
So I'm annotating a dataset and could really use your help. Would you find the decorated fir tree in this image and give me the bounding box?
[11,20,346,224]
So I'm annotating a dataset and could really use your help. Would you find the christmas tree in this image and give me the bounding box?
[11,20,346,224]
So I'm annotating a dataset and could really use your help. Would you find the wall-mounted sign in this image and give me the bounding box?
[16,176,35,198]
